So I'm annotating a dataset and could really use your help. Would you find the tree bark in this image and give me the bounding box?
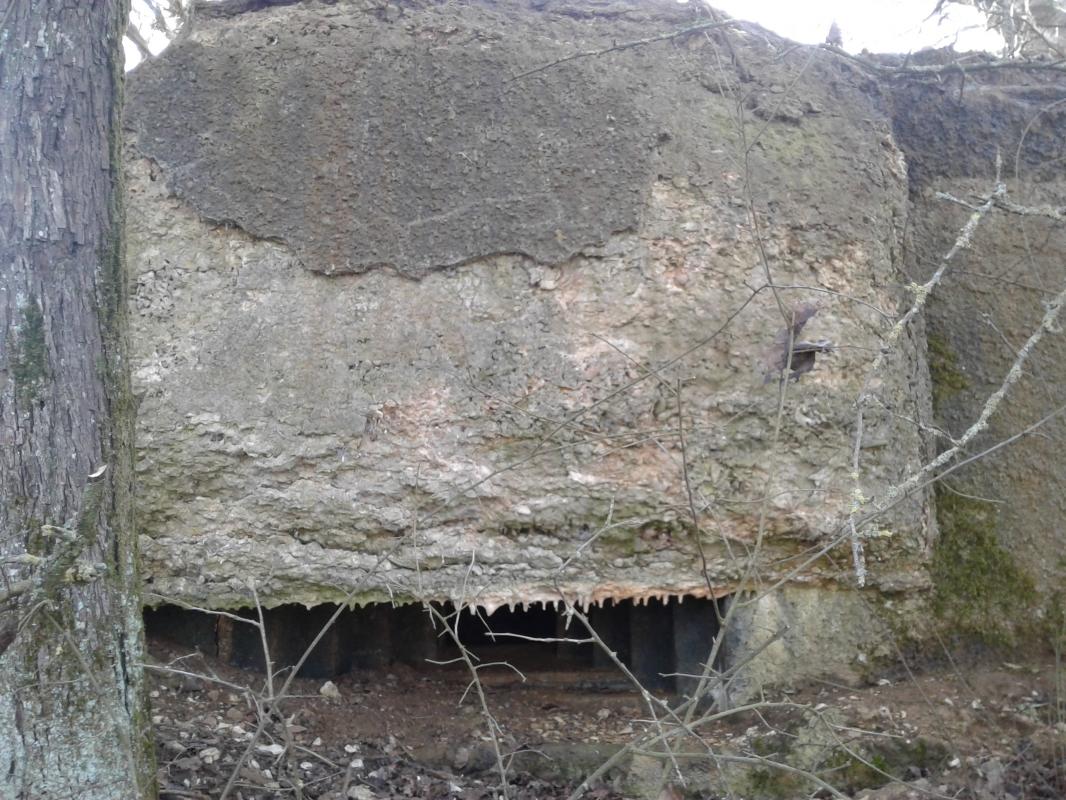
[0,1,154,797]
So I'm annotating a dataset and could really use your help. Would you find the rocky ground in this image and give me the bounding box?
[148,635,1064,799]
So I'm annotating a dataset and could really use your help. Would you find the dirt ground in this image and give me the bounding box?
[148,634,1065,800]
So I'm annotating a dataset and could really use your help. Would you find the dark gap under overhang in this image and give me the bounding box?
[144,594,727,696]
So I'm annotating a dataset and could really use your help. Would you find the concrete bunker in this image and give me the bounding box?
[126,0,936,696]
[145,594,726,696]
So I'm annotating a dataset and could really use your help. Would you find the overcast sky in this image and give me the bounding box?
[709,0,1003,53]
[124,1,1003,68]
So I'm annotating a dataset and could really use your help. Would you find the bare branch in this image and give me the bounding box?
[125,22,152,61]
[994,196,1066,222]
[882,282,1066,508]
[510,19,737,81]
[845,178,1006,583]
[426,602,512,799]
[826,46,1066,77]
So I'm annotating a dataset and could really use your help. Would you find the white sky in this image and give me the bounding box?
[124,1,1004,68]
[708,0,1003,53]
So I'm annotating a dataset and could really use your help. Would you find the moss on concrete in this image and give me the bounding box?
[745,766,807,799]
[927,333,968,410]
[734,732,946,799]
[931,487,1038,644]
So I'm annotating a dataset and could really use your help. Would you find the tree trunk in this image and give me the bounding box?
[0,2,154,797]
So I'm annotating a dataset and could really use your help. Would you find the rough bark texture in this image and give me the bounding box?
[0,2,154,797]
[125,0,936,688]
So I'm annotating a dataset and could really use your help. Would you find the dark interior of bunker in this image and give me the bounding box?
[146,595,726,697]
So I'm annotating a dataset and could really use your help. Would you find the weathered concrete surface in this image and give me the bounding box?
[125,0,934,685]
[130,0,651,278]
[892,72,1066,615]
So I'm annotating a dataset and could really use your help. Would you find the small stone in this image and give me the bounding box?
[347,786,376,800]
[300,761,314,770]
[453,746,470,769]
[200,747,221,764]
[320,680,341,699]
[239,765,267,785]
[344,743,360,754]
[257,743,285,756]
[225,707,245,722]
[312,737,323,747]
[596,708,610,720]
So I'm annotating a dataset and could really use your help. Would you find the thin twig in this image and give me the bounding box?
[426,603,512,799]
[509,19,736,81]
